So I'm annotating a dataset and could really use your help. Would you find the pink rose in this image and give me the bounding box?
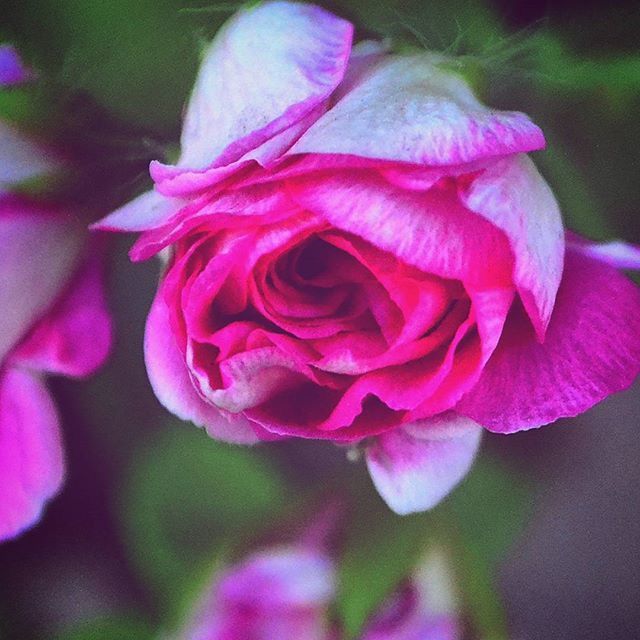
[98,1,640,514]
[0,58,112,541]
[178,545,336,640]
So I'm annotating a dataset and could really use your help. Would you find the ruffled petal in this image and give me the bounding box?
[11,247,113,378]
[365,413,482,515]
[459,154,564,339]
[0,368,64,542]
[457,250,640,432]
[0,197,84,362]
[566,231,640,270]
[290,53,544,165]
[158,0,352,181]
[144,289,259,444]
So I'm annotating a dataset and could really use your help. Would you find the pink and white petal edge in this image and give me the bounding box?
[144,290,258,444]
[365,413,483,515]
[11,247,113,378]
[0,368,64,542]
[457,249,640,432]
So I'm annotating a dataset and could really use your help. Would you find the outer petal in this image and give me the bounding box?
[165,0,352,174]
[92,189,187,232]
[0,197,84,362]
[457,250,640,432]
[0,367,64,542]
[290,53,544,164]
[566,231,640,270]
[144,288,259,444]
[0,123,61,191]
[0,44,32,86]
[365,413,482,515]
[11,248,113,378]
[459,154,565,339]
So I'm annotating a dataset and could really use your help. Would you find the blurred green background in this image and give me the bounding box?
[1,1,639,639]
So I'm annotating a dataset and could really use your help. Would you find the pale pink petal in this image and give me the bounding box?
[287,172,514,288]
[459,154,565,340]
[0,198,84,362]
[144,289,259,444]
[11,248,112,378]
[0,123,61,191]
[0,368,64,542]
[92,189,187,232]
[0,45,32,86]
[566,231,640,270]
[290,53,544,164]
[167,0,352,175]
[457,250,640,432]
[365,413,482,515]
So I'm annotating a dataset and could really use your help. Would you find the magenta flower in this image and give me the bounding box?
[0,60,112,541]
[177,545,336,640]
[97,1,640,514]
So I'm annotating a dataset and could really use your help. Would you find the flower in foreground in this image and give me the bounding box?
[0,48,112,541]
[98,1,640,514]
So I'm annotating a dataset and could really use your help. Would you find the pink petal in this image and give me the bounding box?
[144,289,259,444]
[0,123,61,191]
[457,249,640,432]
[566,231,640,270]
[0,368,64,542]
[290,53,544,164]
[365,413,482,515]
[0,45,32,86]
[0,197,84,363]
[11,247,113,378]
[92,189,187,232]
[459,154,565,340]
[287,172,514,288]
[161,0,352,178]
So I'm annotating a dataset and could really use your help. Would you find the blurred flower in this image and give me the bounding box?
[0,44,33,86]
[98,1,640,514]
[0,50,112,542]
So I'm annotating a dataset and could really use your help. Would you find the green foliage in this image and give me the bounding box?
[53,617,154,640]
[120,423,288,621]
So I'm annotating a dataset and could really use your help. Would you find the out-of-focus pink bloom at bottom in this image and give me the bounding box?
[179,545,336,640]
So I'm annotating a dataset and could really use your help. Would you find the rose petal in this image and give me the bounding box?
[566,231,640,270]
[365,413,482,515]
[290,53,544,164]
[163,0,352,176]
[144,289,259,444]
[459,154,565,340]
[0,197,84,362]
[92,189,187,232]
[457,250,640,432]
[0,368,64,542]
[11,247,112,377]
[287,171,514,288]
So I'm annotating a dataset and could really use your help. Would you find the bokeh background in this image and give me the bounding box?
[1,0,639,638]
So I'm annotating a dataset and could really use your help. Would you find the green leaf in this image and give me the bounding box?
[120,423,288,621]
[53,617,154,640]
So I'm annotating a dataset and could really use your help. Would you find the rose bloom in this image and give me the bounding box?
[0,48,112,541]
[99,2,640,514]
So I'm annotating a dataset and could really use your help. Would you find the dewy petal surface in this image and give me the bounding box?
[290,53,545,164]
[170,0,352,173]
[0,198,84,362]
[145,288,259,444]
[0,368,64,542]
[457,249,640,432]
[459,154,564,339]
[365,413,482,514]
[11,248,113,378]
